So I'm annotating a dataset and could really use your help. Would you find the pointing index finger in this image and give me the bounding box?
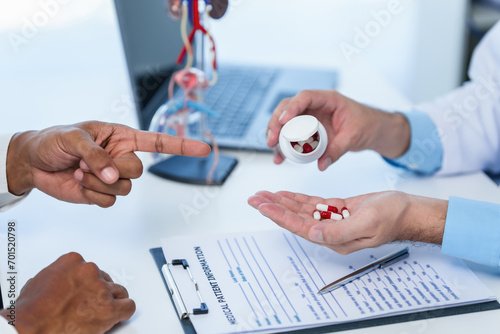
[131,130,211,157]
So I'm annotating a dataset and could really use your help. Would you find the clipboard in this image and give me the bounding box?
[150,247,500,334]
[150,247,198,334]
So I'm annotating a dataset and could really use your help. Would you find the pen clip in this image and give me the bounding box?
[379,249,410,268]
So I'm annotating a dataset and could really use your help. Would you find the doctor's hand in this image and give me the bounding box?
[6,121,211,207]
[0,252,135,334]
[266,90,411,171]
[248,190,447,254]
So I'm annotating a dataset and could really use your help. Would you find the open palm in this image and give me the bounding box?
[248,190,423,254]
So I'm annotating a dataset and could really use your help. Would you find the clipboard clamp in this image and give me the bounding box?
[162,259,209,319]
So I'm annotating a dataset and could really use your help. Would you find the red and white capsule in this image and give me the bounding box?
[341,207,350,218]
[291,142,303,153]
[320,211,343,221]
[316,204,338,213]
[302,143,314,153]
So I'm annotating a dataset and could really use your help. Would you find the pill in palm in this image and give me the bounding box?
[320,211,343,221]
[316,204,338,213]
[341,207,350,218]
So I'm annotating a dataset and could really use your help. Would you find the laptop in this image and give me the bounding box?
[113,0,338,151]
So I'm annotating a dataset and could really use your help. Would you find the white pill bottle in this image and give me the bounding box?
[279,115,328,164]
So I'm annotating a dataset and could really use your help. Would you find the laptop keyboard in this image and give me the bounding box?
[191,67,277,138]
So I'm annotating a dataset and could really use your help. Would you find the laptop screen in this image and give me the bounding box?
[114,0,185,130]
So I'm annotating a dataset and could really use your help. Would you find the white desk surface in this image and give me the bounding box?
[1,1,500,333]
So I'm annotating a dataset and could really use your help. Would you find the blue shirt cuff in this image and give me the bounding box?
[442,197,500,269]
[383,111,443,175]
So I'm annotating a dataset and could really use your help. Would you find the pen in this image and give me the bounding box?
[317,247,410,295]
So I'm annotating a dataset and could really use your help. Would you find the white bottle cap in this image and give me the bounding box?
[279,115,328,164]
[281,115,319,142]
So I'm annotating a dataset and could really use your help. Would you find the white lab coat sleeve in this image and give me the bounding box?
[0,134,28,212]
[0,316,18,334]
[414,21,500,176]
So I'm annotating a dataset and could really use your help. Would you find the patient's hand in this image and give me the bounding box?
[248,190,447,254]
